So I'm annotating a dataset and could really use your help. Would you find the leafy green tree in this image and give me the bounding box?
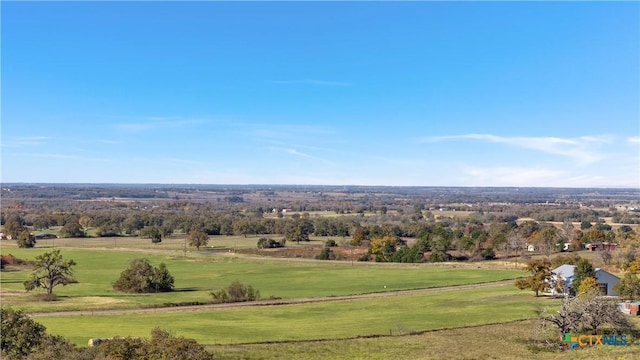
[515,258,551,297]
[571,258,595,295]
[3,212,25,239]
[139,226,162,243]
[112,259,174,293]
[582,227,605,243]
[284,217,313,244]
[60,220,84,238]
[17,230,36,248]
[24,250,77,296]
[615,273,640,300]
[188,229,209,251]
[580,220,592,230]
[0,308,47,358]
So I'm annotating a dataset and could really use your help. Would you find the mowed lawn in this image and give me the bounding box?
[0,248,522,312]
[36,286,552,346]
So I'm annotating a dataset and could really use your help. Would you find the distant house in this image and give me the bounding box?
[527,244,539,252]
[585,242,617,252]
[549,264,620,296]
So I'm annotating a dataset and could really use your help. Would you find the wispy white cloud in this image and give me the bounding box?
[628,136,640,144]
[7,152,112,162]
[420,133,610,164]
[272,79,353,87]
[269,146,335,166]
[245,123,336,142]
[2,136,53,148]
[114,118,206,132]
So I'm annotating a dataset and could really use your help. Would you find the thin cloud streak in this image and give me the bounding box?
[628,136,640,144]
[420,133,610,164]
[114,118,206,132]
[269,146,335,166]
[2,136,53,148]
[271,79,353,87]
[7,152,112,162]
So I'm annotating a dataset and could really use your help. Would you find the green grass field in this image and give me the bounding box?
[3,244,639,359]
[211,319,640,360]
[0,248,522,312]
[36,286,550,346]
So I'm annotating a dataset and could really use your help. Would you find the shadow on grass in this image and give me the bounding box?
[172,287,202,292]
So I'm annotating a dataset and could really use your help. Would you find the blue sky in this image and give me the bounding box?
[2,2,639,187]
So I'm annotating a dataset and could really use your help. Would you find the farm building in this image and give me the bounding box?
[549,264,620,296]
[585,241,617,251]
[619,301,640,316]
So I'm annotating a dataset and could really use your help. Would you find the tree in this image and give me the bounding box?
[571,258,595,295]
[577,277,598,295]
[24,250,77,296]
[581,290,633,333]
[112,258,174,293]
[580,220,592,230]
[541,290,635,340]
[615,273,640,300]
[626,259,640,274]
[0,308,47,358]
[78,215,92,231]
[284,217,313,244]
[506,230,526,269]
[17,230,36,248]
[351,226,365,246]
[60,220,85,238]
[514,258,551,297]
[3,212,26,239]
[582,227,605,243]
[540,294,584,336]
[140,226,162,243]
[188,229,209,251]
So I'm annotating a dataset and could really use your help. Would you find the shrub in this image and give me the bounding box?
[325,239,338,247]
[482,247,496,260]
[316,247,335,260]
[211,281,260,303]
[112,259,174,293]
[358,254,371,262]
[257,237,285,249]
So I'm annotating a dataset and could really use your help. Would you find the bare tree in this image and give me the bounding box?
[507,230,526,269]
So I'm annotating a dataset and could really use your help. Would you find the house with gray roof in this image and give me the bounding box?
[549,264,620,296]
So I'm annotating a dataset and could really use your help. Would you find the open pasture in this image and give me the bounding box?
[36,285,551,346]
[211,319,640,360]
[0,248,522,312]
